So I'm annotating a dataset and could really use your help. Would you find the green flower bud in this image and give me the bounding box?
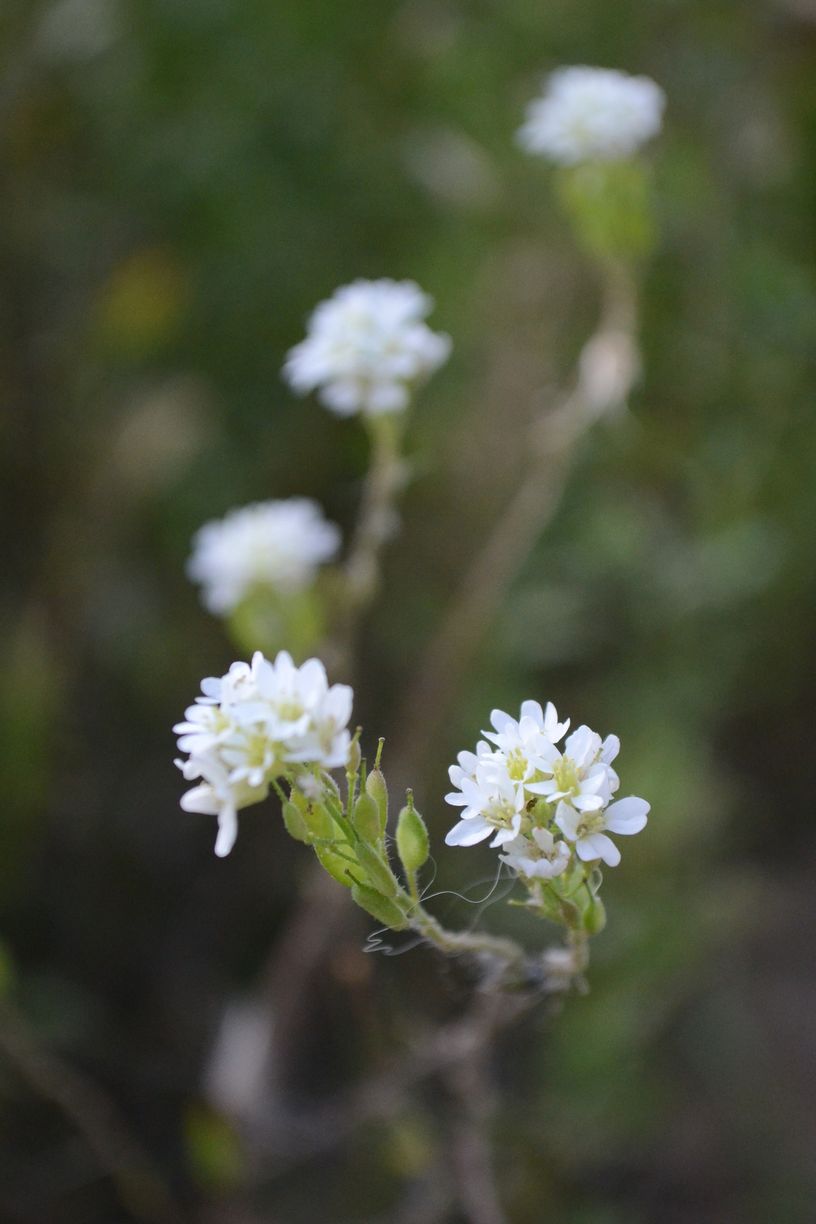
[352,793,383,847]
[364,767,388,834]
[351,884,409,931]
[355,842,401,898]
[396,796,429,874]
[282,800,311,844]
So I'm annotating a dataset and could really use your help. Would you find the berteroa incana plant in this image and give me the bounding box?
[175,649,649,987]
[173,62,664,1217]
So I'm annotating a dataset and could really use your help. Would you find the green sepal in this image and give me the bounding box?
[281,800,311,844]
[352,793,383,847]
[351,885,409,931]
[355,842,401,898]
[396,800,429,874]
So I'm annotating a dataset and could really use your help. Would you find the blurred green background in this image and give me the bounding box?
[2,1,816,1221]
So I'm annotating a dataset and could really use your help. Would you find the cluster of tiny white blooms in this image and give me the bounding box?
[445,702,649,870]
[174,651,352,857]
[517,67,665,165]
[187,499,341,615]
[283,279,451,417]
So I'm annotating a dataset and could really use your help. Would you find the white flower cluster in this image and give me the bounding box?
[445,701,648,871]
[518,66,665,165]
[284,279,451,417]
[187,498,341,615]
[174,651,352,857]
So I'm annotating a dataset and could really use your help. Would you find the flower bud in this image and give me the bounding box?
[352,793,383,846]
[396,795,429,874]
[364,767,388,834]
[351,884,409,931]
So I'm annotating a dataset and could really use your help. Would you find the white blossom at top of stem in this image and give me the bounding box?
[554,795,649,868]
[283,279,451,418]
[174,651,352,856]
[518,66,665,165]
[445,702,649,868]
[187,498,341,615]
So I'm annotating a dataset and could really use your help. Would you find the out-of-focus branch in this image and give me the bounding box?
[251,988,534,1164]
[393,264,639,776]
[445,1037,507,1224]
[0,1000,181,1224]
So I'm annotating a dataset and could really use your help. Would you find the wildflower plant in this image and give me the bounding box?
[175,653,648,987]
[176,65,663,1001]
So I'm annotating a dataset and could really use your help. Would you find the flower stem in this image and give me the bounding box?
[408,904,526,969]
[342,414,405,622]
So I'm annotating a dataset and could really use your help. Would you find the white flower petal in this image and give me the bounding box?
[214,807,238,858]
[604,796,649,835]
[577,832,620,867]
[445,817,494,847]
[573,792,604,812]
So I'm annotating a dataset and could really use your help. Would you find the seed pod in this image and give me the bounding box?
[347,737,362,775]
[300,801,336,840]
[351,885,409,931]
[364,768,388,833]
[396,799,429,874]
[352,793,383,846]
[355,842,401,898]
[282,800,311,844]
[314,844,357,888]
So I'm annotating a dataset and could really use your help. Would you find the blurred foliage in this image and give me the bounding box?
[1,0,816,1222]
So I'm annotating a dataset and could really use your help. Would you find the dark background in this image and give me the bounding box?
[1,1,815,1221]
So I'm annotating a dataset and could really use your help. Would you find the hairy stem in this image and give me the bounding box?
[339,414,406,646]
[409,906,526,970]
